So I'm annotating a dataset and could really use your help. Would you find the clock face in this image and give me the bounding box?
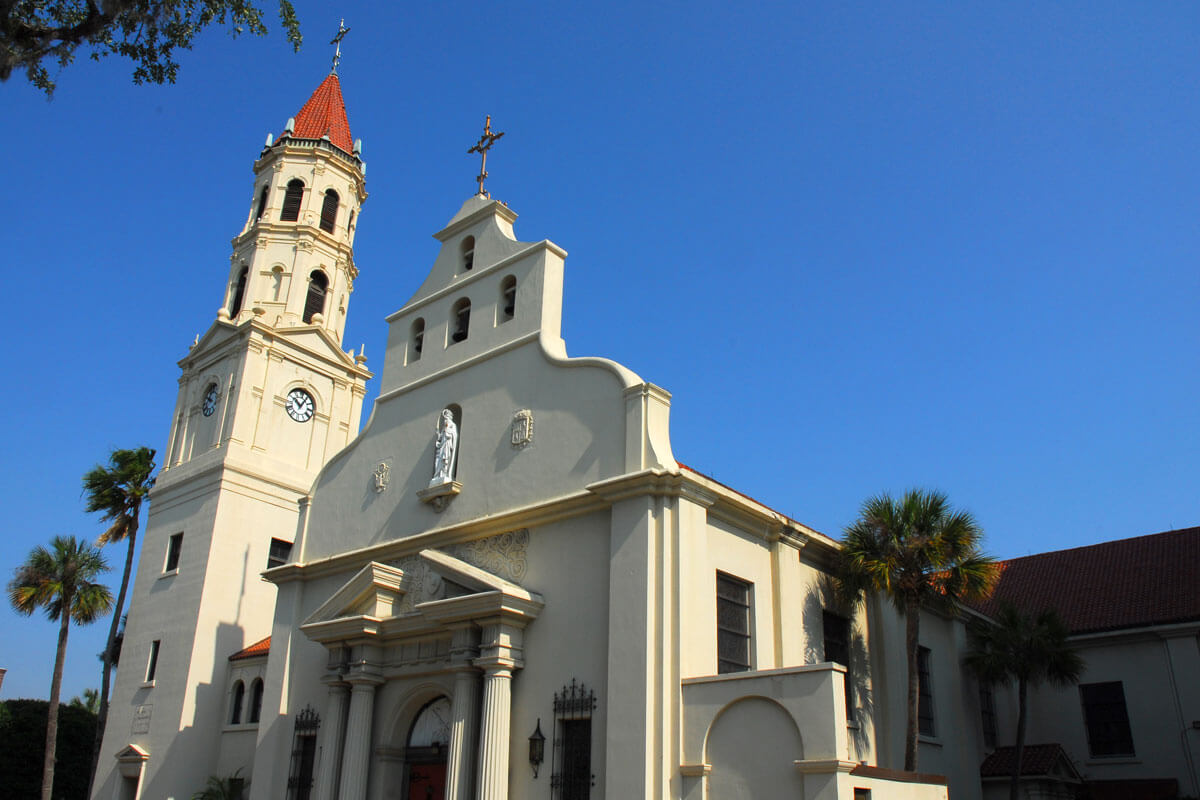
[202,384,218,417]
[285,388,315,422]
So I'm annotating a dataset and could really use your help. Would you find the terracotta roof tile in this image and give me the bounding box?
[285,73,353,153]
[980,744,1075,777]
[229,636,271,661]
[971,527,1200,634]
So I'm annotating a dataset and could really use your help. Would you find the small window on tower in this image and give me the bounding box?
[410,318,425,362]
[229,267,249,318]
[255,184,269,220]
[268,538,293,569]
[280,179,304,222]
[450,299,471,343]
[164,533,183,573]
[146,640,161,683]
[461,236,475,271]
[302,271,328,323]
[499,276,516,323]
[320,189,339,233]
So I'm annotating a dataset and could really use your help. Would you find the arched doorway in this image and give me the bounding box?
[405,697,451,800]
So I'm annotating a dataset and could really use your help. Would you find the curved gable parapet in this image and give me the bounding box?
[292,196,678,562]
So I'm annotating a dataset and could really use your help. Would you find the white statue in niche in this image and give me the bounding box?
[430,409,458,486]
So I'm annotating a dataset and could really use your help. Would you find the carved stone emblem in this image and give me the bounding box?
[372,461,390,493]
[511,409,533,448]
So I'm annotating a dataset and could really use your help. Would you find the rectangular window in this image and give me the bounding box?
[146,640,161,683]
[1080,681,1135,756]
[551,679,596,800]
[286,706,320,800]
[164,533,183,572]
[823,611,854,719]
[979,682,997,748]
[716,572,752,674]
[917,646,935,737]
[268,538,293,569]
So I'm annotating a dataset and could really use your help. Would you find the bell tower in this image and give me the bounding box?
[161,71,371,475]
[92,71,372,800]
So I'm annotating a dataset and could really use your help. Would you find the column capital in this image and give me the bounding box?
[473,660,515,678]
[346,670,385,688]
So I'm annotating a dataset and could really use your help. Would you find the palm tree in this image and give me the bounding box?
[8,535,114,800]
[71,688,100,714]
[192,769,246,800]
[965,602,1084,800]
[82,446,156,786]
[836,489,997,771]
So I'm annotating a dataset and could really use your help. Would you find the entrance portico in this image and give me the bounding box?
[298,550,543,800]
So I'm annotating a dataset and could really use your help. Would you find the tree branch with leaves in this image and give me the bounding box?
[1,0,301,95]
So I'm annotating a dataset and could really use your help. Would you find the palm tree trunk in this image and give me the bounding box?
[1010,677,1028,800]
[904,594,920,772]
[44,597,72,800]
[89,523,138,791]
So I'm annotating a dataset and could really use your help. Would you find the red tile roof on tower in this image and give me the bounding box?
[229,636,271,661]
[286,73,353,153]
[970,527,1200,634]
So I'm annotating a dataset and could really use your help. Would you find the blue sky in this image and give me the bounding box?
[1,1,1196,703]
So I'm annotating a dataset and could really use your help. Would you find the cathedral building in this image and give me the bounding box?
[93,70,1199,800]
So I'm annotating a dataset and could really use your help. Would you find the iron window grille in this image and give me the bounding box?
[1080,681,1135,756]
[979,682,997,748]
[551,679,596,800]
[286,705,320,800]
[917,646,935,737]
[716,572,752,673]
[822,610,854,719]
[268,538,293,569]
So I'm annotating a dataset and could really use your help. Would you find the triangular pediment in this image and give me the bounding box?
[419,549,537,602]
[115,743,149,762]
[302,562,406,625]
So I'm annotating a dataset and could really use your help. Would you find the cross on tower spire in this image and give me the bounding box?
[467,115,505,198]
[330,19,350,73]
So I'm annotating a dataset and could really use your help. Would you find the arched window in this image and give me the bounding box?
[450,298,471,343]
[229,267,248,318]
[248,678,264,724]
[500,276,516,323]
[271,266,284,301]
[410,318,425,362]
[254,184,269,220]
[303,271,328,323]
[320,189,339,233]
[408,697,452,750]
[280,179,304,222]
[461,236,475,271]
[230,680,245,724]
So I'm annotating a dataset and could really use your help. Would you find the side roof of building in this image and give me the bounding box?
[972,526,1200,634]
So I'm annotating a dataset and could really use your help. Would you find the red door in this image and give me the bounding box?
[407,763,447,800]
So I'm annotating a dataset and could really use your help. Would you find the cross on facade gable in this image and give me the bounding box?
[468,115,505,198]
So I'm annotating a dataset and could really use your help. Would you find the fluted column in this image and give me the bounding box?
[475,665,514,800]
[445,668,482,800]
[338,677,382,800]
[313,682,350,800]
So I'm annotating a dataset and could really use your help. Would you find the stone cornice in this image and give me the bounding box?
[266,488,605,584]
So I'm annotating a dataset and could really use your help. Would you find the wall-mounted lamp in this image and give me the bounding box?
[529,718,546,778]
